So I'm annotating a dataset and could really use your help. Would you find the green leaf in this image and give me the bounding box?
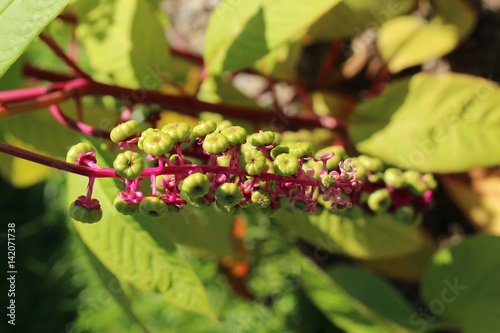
[377,0,476,73]
[204,0,342,75]
[67,139,217,320]
[198,76,262,108]
[0,0,71,77]
[75,230,149,332]
[275,207,423,259]
[293,252,423,333]
[422,234,500,333]
[307,0,415,41]
[73,0,171,89]
[349,73,500,172]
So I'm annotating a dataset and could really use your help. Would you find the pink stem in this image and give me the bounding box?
[48,104,110,138]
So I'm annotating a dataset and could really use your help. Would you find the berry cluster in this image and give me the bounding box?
[306,146,436,226]
[67,120,362,223]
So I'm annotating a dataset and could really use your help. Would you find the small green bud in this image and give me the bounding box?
[383,168,405,188]
[69,202,102,223]
[110,120,141,143]
[192,120,217,138]
[240,149,267,175]
[270,145,289,159]
[287,142,312,157]
[367,188,392,213]
[181,173,211,199]
[273,153,299,176]
[113,151,145,180]
[215,183,243,207]
[403,170,427,196]
[161,122,191,143]
[251,190,271,208]
[139,196,168,218]
[114,197,140,215]
[66,143,95,164]
[221,126,247,146]
[203,133,229,154]
[140,131,173,156]
[250,131,275,147]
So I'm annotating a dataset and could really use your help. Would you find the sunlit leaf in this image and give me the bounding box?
[204,0,342,75]
[350,73,500,172]
[422,234,500,333]
[377,0,476,73]
[0,0,71,77]
[73,0,171,89]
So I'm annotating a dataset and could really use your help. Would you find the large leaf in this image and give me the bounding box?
[422,234,500,333]
[307,0,415,41]
[204,0,342,75]
[275,206,423,259]
[0,0,71,77]
[349,73,500,173]
[440,172,500,235]
[67,139,217,319]
[73,0,171,89]
[377,0,475,73]
[293,252,424,333]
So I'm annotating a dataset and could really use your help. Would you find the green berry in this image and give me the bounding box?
[139,196,168,218]
[270,145,289,159]
[273,153,299,176]
[403,170,427,196]
[383,168,405,188]
[367,188,392,213]
[423,173,437,190]
[114,197,140,215]
[113,150,145,180]
[193,120,217,138]
[137,128,158,150]
[215,183,243,207]
[161,122,191,143]
[250,131,275,147]
[240,149,267,175]
[251,190,271,208]
[320,174,336,188]
[140,131,173,156]
[203,133,229,154]
[110,120,141,143]
[66,143,95,164]
[221,126,247,146]
[69,202,102,223]
[367,172,383,183]
[181,173,211,199]
[287,142,312,157]
[216,201,240,215]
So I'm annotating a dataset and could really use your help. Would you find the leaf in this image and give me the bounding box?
[198,76,262,109]
[204,0,342,75]
[422,234,500,333]
[356,231,437,282]
[75,230,149,332]
[307,0,415,41]
[67,139,217,320]
[251,40,303,81]
[0,0,71,77]
[73,0,171,89]
[275,206,423,259]
[377,0,476,73]
[349,73,500,173]
[293,252,423,333]
[440,171,500,235]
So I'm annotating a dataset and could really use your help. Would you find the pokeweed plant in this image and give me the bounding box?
[1,0,500,332]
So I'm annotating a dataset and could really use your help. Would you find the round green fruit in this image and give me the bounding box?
[113,150,145,180]
[193,120,217,138]
[273,153,299,176]
[161,122,192,143]
[114,197,140,215]
[69,202,102,223]
[181,173,211,199]
[203,133,229,155]
[215,183,243,207]
[140,131,173,156]
[139,196,168,218]
[110,120,141,143]
[240,149,267,175]
[66,143,95,164]
[221,126,247,146]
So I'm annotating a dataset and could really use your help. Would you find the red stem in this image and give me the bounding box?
[48,104,110,138]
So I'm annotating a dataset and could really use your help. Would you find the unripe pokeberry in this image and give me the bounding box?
[383,168,405,188]
[139,196,168,218]
[357,155,384,173]
[203,133,229,154]
[140,131,173,156]
[221,126,247,146]
[138,128,158,150]
[270,145,289,159]
[215,183,243,207]
[403,170,427,196]
[113,150,145,180]
[181,173,211,199]
[66,143,95,164]
[251,190,271,208]
[193,120,217,138]
[273,153,299,176]
[161,122,191,143]
[250,131,275,147]
[69,202,102,223]
[240,149,267,175]
[110,120,141,143]
[216,201,240,215]
[217,120,233,131]
[287,142,312,157]
[114,197,140,215]
[367,188,391,213]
